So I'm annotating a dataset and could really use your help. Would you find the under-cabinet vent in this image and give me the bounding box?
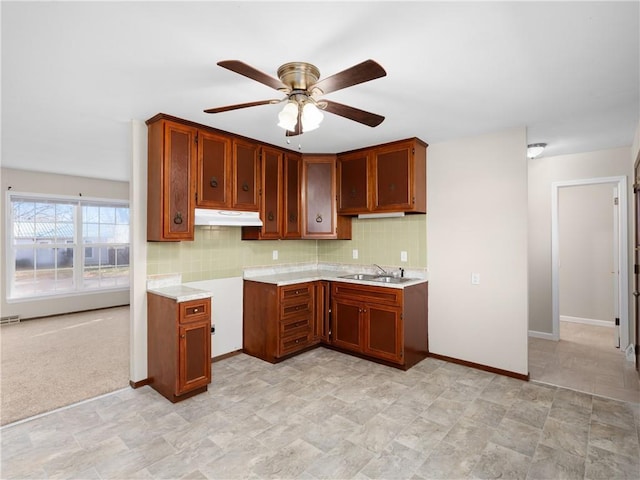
[0,315,21,325]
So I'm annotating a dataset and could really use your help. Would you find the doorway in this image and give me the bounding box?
[551,176,629,347]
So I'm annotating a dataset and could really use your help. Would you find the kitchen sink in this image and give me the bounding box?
[338,273,379,281]
[371,276,414,284]
[338,273,415,284]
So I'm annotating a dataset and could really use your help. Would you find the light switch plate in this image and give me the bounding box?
[272,250,278,260]
[400,251,408,262]
[471,273,480,285]
[352,249,358,259]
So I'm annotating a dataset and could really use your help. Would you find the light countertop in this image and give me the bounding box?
[243,263,428,289]
[147,274,213,302]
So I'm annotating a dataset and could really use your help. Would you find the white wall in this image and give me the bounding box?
[559,184,614,323]
[427,127,529,375]
[0,168,130,319]
[528,147,632,336]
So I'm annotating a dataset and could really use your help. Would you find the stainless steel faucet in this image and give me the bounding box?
[373,263,388,276]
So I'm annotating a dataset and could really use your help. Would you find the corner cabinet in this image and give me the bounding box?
[302,155,352,239]
[243,280,320,363]
[337,138,427,215]
[147,293,212,402]
[242,146,286,241]
[147,116,197,241]
[330,281,428,369]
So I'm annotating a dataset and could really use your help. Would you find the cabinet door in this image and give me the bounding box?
[337,151,370,213]
[331,296,362,353]
[314,281,330,343]
[197,131,231,208]
[283,152,302,239]
[372,142,413,211]
[302,155,337,238]
[178,320,211,395]
[363,304,403,364]
[233,139,260,211]
[163,121,196,240]
[259,147,283,239]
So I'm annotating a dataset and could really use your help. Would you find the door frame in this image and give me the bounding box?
[551,176,629,346]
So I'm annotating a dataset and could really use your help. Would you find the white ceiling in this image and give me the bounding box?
[2,1,638,182]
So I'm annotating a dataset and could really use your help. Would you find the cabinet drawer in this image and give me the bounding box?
[179,299,211,323]
[280,315,311,337]
[279,332,311,356]
[332,282,403,306]
[280,283,313,302]
[280,298,313,320]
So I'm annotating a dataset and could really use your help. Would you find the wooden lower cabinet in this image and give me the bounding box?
[147,293,211,402]
[243,278,428,370]
[330,281,428,369]
[243,280,320,363]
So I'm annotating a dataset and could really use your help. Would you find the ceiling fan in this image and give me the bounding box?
[204,59,387,136]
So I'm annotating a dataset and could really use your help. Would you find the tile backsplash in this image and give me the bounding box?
[147,215,426,281]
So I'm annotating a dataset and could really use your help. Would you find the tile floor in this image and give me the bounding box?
[529,321,640,404]
[1,347,639,479]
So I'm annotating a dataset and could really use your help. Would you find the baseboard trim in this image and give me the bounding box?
[212,349,243,363]
[129,378,151,389]
[428,353,529,381]
[560,315,614,328]
[528,330,557,340]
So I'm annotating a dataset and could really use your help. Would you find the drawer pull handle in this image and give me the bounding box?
[315,214,323,223]
[193,308,198,313]
[180,334,186,338]
[173,212,183,225]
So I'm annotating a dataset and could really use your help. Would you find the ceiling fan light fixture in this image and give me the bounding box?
[527,143,547,159]
[301,102,324,133]
[277,101,298,131]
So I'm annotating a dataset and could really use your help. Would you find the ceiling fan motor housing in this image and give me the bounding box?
[277,62,320,91]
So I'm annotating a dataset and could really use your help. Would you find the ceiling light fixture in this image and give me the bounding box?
[277,96,325,134]
[527,143,547,159]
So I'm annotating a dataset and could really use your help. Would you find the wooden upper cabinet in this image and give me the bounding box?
[232,139,260,211]
[196,131,231,208]
[147,117,197,241]
[283,152,302,239]
[337,138,427,215]
[260,146,283,239]
[302,155,351,240]
[337,150,370,214]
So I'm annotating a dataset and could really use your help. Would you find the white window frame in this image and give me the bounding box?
[5,191,130,302]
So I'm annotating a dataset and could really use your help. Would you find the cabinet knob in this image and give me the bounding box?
[289,213,297,223]
[180,334,186,338]
[315,214,323,223]
[173,212,183,225]
[242,181,250,192]
[194,308,198,313]
[210,177,218,188]
[268,211,275,221]
[349,188,357,198]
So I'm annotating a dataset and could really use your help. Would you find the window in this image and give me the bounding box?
[7,193,130,300]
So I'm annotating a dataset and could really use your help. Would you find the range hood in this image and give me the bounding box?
[194,208,263,227]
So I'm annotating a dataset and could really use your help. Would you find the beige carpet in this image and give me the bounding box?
[1,306,130,425]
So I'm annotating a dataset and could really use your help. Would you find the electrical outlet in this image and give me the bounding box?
[400,251,408,262]
[272,250,278,260]
[471,273,480,285]
[352,249,358,259]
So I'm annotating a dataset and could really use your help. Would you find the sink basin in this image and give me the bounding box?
[338,273,415,284]
[372,276,414,284]
[338,273,379,281]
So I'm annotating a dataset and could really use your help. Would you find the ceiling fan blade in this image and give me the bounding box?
[217,60,288,91]
[311,60,386,95]
[322,100,385,127]
[204,99,278,114]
